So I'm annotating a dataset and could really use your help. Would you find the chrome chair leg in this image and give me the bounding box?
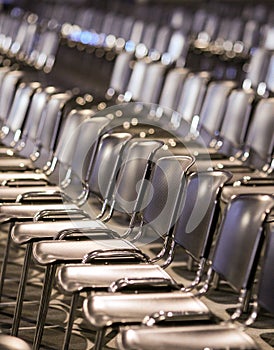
[11,242,33,336]
[94,328,106,350]
[0,222,14,303]
[33,264,57,350]
[62,292,80,350]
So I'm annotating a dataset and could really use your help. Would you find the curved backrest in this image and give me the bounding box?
[18,86,58,158]
[198,80,236,145]
[174,170,232,261]
[126,60,148,101]
[88,132,132,201]
[257,221,274,314]
[48,109,93,184]
[33,92,72,169]
[159,67,189,110]
[69,116,110,182]
[109,52,133,94]
[0,82,40,146]
[166,30,188,65]
[0,70,24,126]
[218,88,255,155]
[139,62,166,104]
[212,194,274,292]
[245,48,271,89]
[142,155,194,237]
[112,139,163,215]
[177,71,211,123]
[244,97,274,169]
[153,25,171,56]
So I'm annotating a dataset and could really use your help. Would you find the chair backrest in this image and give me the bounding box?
[218,88,255,156]
[174,170,232,261]
[111,139,164,216]
[159,67,189,111]
[212,193,273,292]
[47,108,93,184]
[0,70,24,126]
[141,155,194,238]
[59,116,111,199]
[17,86,58,158]
[125,60,148,101]
[257,221,274,314]
[0,81,40,147]
[32,92,73,169]
[244,48,271,90]
[108,52,133,95]
[152,25,171,57]
[177,71,211,123]
[139,62,166,104]
[243,97,274,170]
[87,132,132,203]
[198,80,236,145]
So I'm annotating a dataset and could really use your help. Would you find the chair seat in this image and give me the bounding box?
[117,324,260,350]
[0,334,31,350]
[0,171,48,184]
[0,202,79,222]
[33,238,137,265]
[0,185,60,201]
[56,263,172,293]
[11,219,107,244]
[83,291,210,328]
[0,157,34,171]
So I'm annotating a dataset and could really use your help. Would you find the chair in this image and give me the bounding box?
[9,130,132,336]
[0,91,72,173]
[0,81,41,155]
[0,70,24,130]
[31,165,227,348]
[53,169,231,350]
[5,138,164,340]
[189,96,274,182]
[116,213,274,350]
[30,153,193,350]
[77,193,273,350]
[0,85,58,166]
[0,115,110,302]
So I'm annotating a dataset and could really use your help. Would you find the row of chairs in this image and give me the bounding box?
[1,58,272,348]
[0,1,273,350]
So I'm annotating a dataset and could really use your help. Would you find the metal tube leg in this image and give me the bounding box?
[94,328,106,350]
[33,264,57,350]
[62,292,80,350]
[0,222,14,303]
[11,242,33,336]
